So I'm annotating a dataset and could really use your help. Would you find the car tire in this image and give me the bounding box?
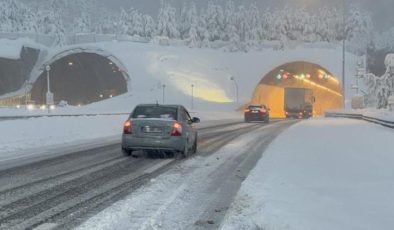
[146,150,157,159]
[192,138,197,154]
[180,144,189,158]
[122,148,132,157]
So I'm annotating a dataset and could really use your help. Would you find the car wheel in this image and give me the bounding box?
[192,138,197,154]
[166,151,175,158]
[146,150,157,159]
[180,144,189,158]
[122,148,132,157]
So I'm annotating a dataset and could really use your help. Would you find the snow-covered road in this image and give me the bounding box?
[221,118,394,230]
[0,119,294,229]
[76,120,295,230]
[0,111,242,169]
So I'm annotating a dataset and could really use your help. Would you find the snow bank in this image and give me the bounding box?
[221,118,394,230]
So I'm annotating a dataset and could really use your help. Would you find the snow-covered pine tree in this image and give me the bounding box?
[36,10,66,46]
[186,3,200,48]
[156,1,180,39]
[115,9,129,36]
[245,2,263,47]
[126,8,144,37]
[346,5,374,54]
[222,0,236,42]
[73,12,92,34]
[178,2,188,40]
[261,8,275,41]
[142,14,156,39]
[365,55,394,108]
[204,1,224,42]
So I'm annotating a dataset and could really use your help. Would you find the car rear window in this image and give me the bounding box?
[131,106,178,120]
[249,105,263,110]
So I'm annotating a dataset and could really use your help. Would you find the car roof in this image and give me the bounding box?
[135,104,181,109]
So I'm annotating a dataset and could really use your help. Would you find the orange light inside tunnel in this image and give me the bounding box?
[250,62,344,118]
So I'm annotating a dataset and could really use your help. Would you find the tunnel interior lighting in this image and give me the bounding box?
[68,61,74,66]
[276,74,282,80]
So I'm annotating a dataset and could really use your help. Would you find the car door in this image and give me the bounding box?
[179,107,195,148]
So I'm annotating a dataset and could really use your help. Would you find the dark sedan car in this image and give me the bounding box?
[244,104,270,123]
[122,104,200,158]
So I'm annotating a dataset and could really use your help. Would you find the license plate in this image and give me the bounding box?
[143,126,162,133]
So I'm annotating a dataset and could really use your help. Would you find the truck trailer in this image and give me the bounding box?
[284,87,314,119]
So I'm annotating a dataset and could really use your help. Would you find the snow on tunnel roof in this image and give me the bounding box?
[0,38,44,60]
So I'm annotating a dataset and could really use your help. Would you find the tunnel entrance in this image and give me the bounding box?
[31,52,128,106]
[251,61,343,118]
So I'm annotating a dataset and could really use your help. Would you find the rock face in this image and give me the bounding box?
[0,47,40,96]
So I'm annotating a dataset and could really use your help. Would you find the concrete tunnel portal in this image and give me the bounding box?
[31,52,128,106]
[250,61,344,118]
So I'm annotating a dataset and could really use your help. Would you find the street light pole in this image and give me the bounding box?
[191,84,194,110]
[45,65,54,113]
[342,0,347,108]
[230,76,239,104]
[162,84,166,104]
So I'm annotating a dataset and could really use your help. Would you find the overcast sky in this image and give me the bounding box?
[98,0,394,32]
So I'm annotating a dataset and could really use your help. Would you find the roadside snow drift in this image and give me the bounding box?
[221,118,394,230]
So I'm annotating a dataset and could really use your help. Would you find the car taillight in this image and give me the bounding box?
[171,121,182,136]
[123,120,132,134]
[299,112,303,116]
[259,109,267,113]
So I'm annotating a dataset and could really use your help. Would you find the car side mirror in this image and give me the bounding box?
[192,117,200,123]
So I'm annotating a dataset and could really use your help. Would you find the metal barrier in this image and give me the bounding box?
[325,112,394,129]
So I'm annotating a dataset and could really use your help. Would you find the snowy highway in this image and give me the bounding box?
[0,119,296,230]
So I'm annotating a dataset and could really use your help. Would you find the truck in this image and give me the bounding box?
[284,87,314,119]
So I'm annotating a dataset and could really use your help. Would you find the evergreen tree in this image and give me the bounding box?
[156,1,180,39]
[143,14,156,39]
[204,1,224,42]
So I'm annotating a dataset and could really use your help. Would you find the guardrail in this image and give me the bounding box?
[325,112,394,129]
[0,112,130,121]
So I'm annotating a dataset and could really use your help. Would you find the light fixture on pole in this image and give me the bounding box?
[230,76,239,104]
[45,65,54,113]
